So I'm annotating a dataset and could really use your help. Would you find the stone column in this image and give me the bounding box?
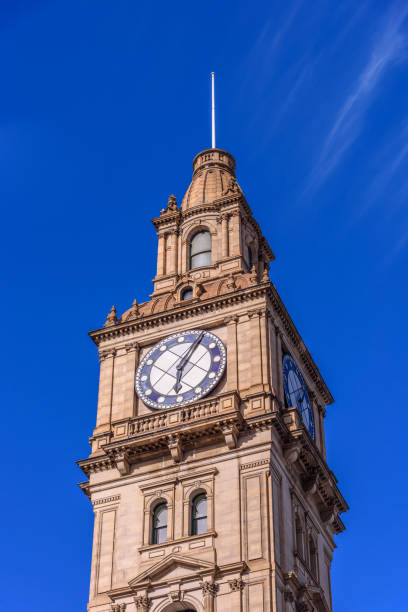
[200,581,218,612]
[249,310,263,392]
[275,326,285,407]
[96,348,116,429]
[156,233,166,276]
[111,341,139,421]
[229,211,241,257]
[221,213,229,258]
[259,310,270,391]
[169,230,178,276]
[225,315,239,392]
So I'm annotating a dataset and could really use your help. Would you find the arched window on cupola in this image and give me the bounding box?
[151,502,167,544]
[190,230,211,269]
[191,493,207,535]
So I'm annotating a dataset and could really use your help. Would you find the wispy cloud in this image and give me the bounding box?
[307,3,408,191]
[240,1,303,98]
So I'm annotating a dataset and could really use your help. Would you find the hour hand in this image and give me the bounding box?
[174,368,182,393]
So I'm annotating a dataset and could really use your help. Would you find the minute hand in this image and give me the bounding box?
[174,332,204,391]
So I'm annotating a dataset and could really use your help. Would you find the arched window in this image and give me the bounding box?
[181,286,193,300]
[295,516,304,558]
[309,535,318,577]
[247,246,253,269]
[151,503,167,544]
[190,230,211,269]
[191,493,207,535]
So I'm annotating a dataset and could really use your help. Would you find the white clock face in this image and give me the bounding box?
[135,329,226,410]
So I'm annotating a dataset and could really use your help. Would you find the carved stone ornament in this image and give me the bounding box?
[226,275,237,291]
[161,194,178,215]
[99,347,116,362]
[200,581,218,597]
[222,176,240,196]
[134,595,151,609]
[111,604,126,612]
[104,305,118,327]
[128,299,140,320]
[261,267,269,282]
[167,435,183,462]
[249,264,258,285]
[169,589,181,602]
[228,578,245,591]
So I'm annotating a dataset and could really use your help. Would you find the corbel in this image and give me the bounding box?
[221,423,239,449]
[114,449,131,476]
[284,442,301,465]
[301,468,319,495]
[167,434,183,462]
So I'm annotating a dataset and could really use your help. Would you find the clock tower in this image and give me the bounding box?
[78,147,347,612]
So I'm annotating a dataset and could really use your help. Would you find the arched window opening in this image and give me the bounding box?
[295,516,304,558]
[191,493,207,535]
[190,230,211,269]
[181,286,193,300]
[152,503,167,544]
[309,535,318,577]
[247,246,253,269]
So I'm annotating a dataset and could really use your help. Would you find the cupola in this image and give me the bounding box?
[181,148,239,210]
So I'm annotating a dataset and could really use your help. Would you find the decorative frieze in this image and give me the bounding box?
[92,495,120,506]
[111,604,126,612]
[240,458,269,470]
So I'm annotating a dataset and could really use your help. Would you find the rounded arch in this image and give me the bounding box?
[153,593,203,612]
[189,229,212,270]
[182,221,217,274]
[185,483,212,504]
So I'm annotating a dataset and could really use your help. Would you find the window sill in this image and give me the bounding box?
[139,529,217,553]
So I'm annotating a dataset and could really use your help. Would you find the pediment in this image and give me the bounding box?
[129,553,216,587]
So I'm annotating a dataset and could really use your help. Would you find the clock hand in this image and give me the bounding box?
[173,331,205,392]
[174,368,183,393]
[177,331,205,370]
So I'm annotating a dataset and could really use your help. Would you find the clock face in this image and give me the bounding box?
[282,354,315,439]
[135,329,226,410]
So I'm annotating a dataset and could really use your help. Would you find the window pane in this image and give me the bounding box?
[191,231,211,256]
[156,525,167,544]
[194,497,207,519]
[191,252,211,268]
[194,516,207,535]
[154,505,167,528]
[182,287,193,300]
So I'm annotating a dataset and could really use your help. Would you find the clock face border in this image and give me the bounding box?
[135,329,226,410]
[282,353,315,440]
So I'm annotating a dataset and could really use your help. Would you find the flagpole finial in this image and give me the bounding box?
[211,72,216,149]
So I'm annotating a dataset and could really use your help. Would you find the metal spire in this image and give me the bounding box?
[211,72,216,149]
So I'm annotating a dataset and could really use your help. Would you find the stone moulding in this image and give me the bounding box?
[89,282,332,405]
[78,399,347,533]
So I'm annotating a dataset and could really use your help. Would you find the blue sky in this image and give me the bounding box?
[1,1,407,610]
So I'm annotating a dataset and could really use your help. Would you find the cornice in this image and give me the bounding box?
[268,284,334,404]
[89,280,333,405]
[88,283,270,345]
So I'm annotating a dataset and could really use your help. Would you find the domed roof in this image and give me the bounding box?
[181,148,240,211]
